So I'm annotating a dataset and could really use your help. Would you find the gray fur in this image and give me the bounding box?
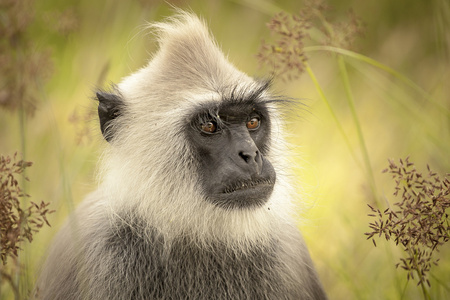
[35,12,327,300]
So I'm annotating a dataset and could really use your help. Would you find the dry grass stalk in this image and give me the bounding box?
[0,0,53,115]
[0,0,79,116]
[256,0,364,81]
[366,157,450,289]
[0,153,54,297]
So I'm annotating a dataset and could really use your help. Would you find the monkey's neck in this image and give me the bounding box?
[107,205,288,252]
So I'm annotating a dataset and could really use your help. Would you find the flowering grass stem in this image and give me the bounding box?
[304,62,361,170]
[303,46,450,118]
[337,55,378,201]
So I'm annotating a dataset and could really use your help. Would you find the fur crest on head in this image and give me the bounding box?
[97,11,294,249]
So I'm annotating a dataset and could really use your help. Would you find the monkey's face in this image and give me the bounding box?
[187,99,276,210]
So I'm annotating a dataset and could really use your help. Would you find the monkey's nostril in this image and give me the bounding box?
[239,152,247,162]
[239,151,255,163]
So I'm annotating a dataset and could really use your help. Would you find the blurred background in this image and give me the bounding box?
[0,0,449,299]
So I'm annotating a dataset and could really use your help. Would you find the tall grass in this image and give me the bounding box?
[255,2,449,299]
[0,0,448,299]
[366,158,450,300]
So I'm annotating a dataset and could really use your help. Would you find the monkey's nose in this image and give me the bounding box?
[239,150,257,163]
[238,150,262,175]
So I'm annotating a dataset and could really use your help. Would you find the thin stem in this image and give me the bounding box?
[400,279,409,300]
[303,46,450,118]
[304,62,361,169]
[418,273,431,300]
[16,107,28,300]
[337,56,378,201]
[410,249,431,300]
[1,271,19,300]
[445,219,450,239]
[430,272,450,292]
[312,3,378,195]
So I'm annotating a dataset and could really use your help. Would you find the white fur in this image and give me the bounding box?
[97,12,295,250]
[34,12,329,300]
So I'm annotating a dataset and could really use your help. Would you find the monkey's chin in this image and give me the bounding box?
[210,182,275,210]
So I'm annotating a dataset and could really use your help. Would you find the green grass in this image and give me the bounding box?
[0,0,448,299]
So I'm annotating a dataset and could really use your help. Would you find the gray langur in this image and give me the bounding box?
[35,12,328,300]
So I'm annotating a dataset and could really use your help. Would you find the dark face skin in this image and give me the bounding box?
[96,89,276,210]
[187,100,276,210]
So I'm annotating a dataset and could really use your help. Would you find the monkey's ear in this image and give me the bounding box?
[96,91,123,142]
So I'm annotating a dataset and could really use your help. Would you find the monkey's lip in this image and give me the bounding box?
[222,179,275,194]
[211,179,275,209]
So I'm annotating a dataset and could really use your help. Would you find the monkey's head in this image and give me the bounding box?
[96,12,293,245]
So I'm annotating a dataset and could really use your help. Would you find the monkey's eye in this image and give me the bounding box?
[246,117,260,130]
[201,121,217,134]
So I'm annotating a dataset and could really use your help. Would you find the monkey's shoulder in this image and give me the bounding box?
[39,203,326,300]
[93,220,282,298]
[77,216,324,300]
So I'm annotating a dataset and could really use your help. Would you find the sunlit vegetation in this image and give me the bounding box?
[1,0,448,299]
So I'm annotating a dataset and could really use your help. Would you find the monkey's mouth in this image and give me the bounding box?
[208,179,275,209]
[222,179,274,194]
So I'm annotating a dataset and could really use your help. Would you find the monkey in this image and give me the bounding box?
[35,12,328,300]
